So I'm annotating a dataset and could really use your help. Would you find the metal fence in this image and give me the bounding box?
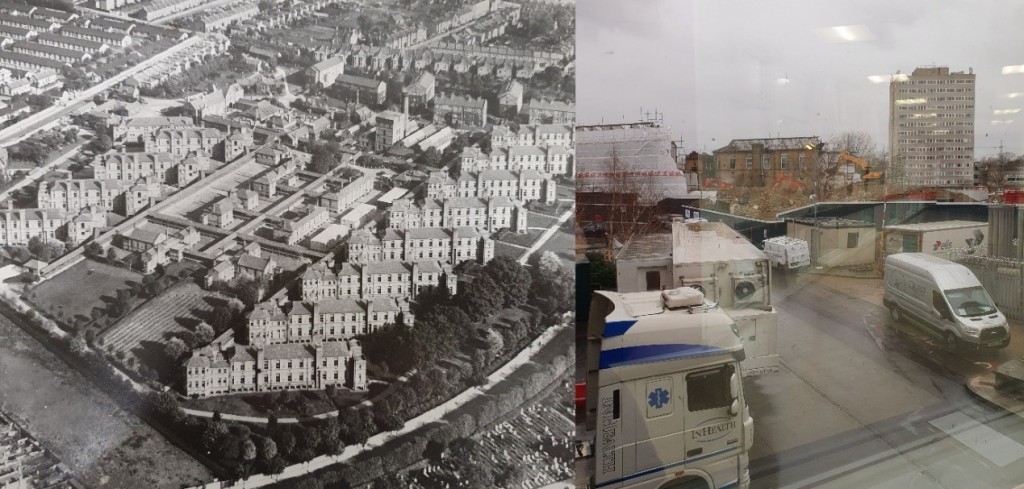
[948,249,1024,320]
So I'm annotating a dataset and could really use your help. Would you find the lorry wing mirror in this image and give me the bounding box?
[730,372,740,400]
[729,399,740,416]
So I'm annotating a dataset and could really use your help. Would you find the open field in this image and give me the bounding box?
[101,282,233,377]
[0,313,211,488]
[493,241,522,260]
[494,228,545,248]
[527,211,558,229]
[25,259,142,326]
[537,227,575,270]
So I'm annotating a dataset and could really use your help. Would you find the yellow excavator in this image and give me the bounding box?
[838,151,883,181]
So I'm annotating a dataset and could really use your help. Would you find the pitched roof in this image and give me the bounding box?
[715,136,823,153]
[364,260,409,275]
[406,227,450,240]
[237,254,271,271]
[315,297,364,314]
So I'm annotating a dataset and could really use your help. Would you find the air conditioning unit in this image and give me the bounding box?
[732,273,766,304]
[682,276,717,302]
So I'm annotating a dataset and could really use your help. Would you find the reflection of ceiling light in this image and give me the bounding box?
[1002,65,1024,74]
[994,109,1021,114]
[817,25,875,43]
[896,98,927,105]
[1009,93,1023,98]
[869,74,909,83]
[992,120,1015,125]
[776,78,790,85]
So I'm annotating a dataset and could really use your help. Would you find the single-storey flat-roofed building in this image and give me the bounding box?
[0,50,66,71]
[12,40,91,64]
[310,223,350,252]
[330,74,386,106]
[35,32,108,54]
[59,24,131,47]
[788,217,877,268]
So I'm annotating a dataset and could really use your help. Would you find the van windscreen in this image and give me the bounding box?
[944,286,998,317]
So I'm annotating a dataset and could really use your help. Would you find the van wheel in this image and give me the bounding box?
[944,332,959,352]
[890,306,902,323]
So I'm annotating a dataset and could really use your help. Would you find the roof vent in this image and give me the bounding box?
[662,286,704,309]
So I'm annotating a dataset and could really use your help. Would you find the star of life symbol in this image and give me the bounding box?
[648,387,670,409]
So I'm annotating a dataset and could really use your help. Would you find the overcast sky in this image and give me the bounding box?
[577,0,1024,157]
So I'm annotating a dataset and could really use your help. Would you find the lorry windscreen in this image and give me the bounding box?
[944,286,998,317]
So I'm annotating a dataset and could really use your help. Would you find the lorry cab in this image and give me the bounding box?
[583,288,753,489]
[883,253,1009,351]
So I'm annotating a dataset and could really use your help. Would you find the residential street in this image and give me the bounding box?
[0,35,204,146]
[749,271,1024,489]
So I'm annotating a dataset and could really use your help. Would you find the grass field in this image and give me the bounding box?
[25,259,142,327]
[537,227,575,270]
[527,211,558,229]
[493,241,523,260]
[494,228,545,248]
[0,313,211,489]
[101,282,233,381]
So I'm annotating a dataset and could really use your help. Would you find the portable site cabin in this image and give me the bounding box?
[883,220,988,258]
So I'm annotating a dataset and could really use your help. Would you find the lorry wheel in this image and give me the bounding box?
[890,306,902,323]
[944,332,958,352]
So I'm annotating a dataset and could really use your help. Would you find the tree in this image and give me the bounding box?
[373,474,405,489]
[27,236,46,259]
[241,438,257,461]
[85,241,104,258]
[418,147,442,168]
[483,256,531,308]
[458,273,503,321]
[195,322,215,345]
[210,305,234,333]
[979,152,1023,190]
[257,436,278,461]
[273,430,296,457]
[110,289,133,317]
[265,456,287,474]
[238,281,261,309]
[150,391,183,421]
[106,246,118,262]
[93,134,113,153]
[164,337,188,362]
[202,421,229,451]
[344,409,374,446]
[577,144,664,246]
[538,250,562,275]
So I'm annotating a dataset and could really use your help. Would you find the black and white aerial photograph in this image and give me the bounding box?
[0,0,575,486]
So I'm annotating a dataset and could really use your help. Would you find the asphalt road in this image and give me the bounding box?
[749,271,1024,489]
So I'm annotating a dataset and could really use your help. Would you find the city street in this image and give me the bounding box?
[749,271,1024,489]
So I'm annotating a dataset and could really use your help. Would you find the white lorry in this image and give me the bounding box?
[579,287,753,489]
[761,236,810,272]
[883,253,1009,351]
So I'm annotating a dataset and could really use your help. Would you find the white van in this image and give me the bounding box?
[762,237,810,272]
[883,253,1009,351]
